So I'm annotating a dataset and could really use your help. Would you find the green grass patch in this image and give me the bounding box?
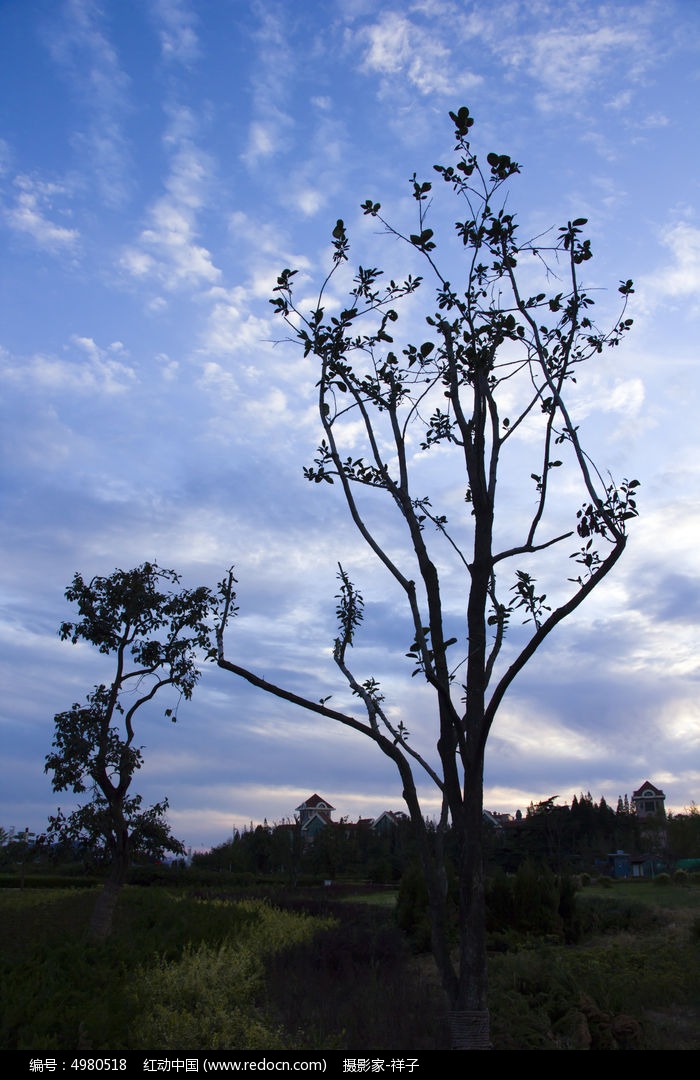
[488,883,700,1050]
[341,890,399,907]
[0,888,334,1052]
[585,879,700,911]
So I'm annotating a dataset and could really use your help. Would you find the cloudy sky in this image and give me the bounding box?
[1,0,699,851]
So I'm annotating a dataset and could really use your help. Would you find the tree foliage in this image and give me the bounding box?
[46,562,218,937]
[216,106,638,1047]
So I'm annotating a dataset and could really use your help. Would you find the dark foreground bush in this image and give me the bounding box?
[575,894,662,936]
[3,882,698,1051]
[263,894,449,1052]
[0,889,317,1051]
[397,859,583,951]
[489,949,647,1050]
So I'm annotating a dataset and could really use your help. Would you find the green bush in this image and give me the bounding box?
[0,892,333,1051]
[575,894,660,936]
[395,862,432,951]
[488,948,646,1050]
[133,942,283,1050]
[132,899,335,1051]
[0,873,100,890]
[486,862,568,939]
[653,872,671,886]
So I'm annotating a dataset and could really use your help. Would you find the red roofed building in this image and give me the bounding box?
[294,794,335,841]
[631,781,666,819]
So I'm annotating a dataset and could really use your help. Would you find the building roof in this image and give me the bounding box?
[632,781,666,799]
[295,793,335,812]
[371,810,408,829]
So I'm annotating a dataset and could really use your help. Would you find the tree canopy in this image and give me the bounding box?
[215,104,639,1048]
[46,561,218,938]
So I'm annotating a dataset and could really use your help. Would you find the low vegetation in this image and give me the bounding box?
[0,888,333,1052]
[1,875,699,1051]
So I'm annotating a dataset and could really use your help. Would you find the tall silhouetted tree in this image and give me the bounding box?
[215,106,638,1048]
[46,562,217,940]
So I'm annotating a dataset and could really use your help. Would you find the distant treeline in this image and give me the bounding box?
[2,797,698,882]
[191,795,699,881]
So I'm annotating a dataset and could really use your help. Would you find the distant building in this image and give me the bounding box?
[292,795,413,845]
[606,851,665,879]
[294,794,335,842]
[631,781,666,819]
[291,794,510,840]
[371,810,409,836]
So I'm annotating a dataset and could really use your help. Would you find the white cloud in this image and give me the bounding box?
[243,121,277,164]
[1,336,136,395]
[199,285,272,357]
[156,352,179,381]
[44,0,132,206]
[120,108,220,291]
[293,187,327,217]
[150,0,200,64]
[227,210,312,269]
[652,222,700,301]
[491,701,606,764]
[361,12,412,74]
[358,11,481,97]
[441,0,659,115]
[607,89,634,110]
[198,360,239,401]
[240,6,295,167]
[639,111,670,129]
[245,386,288,423]
[241,111,295,169]
[659,699,700,747]
[4,175,79,252]
[601,377,646,418]
[525,26,645,103]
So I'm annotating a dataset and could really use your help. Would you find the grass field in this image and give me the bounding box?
[585,878,700,910]
[1,878,699,1051]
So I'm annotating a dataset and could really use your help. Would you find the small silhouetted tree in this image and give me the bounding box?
[215,106,638,1048]
[667,803,700,860]
[46,562,217,940]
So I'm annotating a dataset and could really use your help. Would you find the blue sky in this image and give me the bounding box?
[1,0,699,851]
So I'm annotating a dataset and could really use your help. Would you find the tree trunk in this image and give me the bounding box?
[451,781,490,1049]
[423,758,490,1049]
[88,835,128,943]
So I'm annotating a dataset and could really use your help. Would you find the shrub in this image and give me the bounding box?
[485,866,581,942]
[395,862,431,951]
[263,897,449,1053]
[133,942,284,1050]
[653,872,671,886]
[575,895,660,936]
[0,892,332,1051]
